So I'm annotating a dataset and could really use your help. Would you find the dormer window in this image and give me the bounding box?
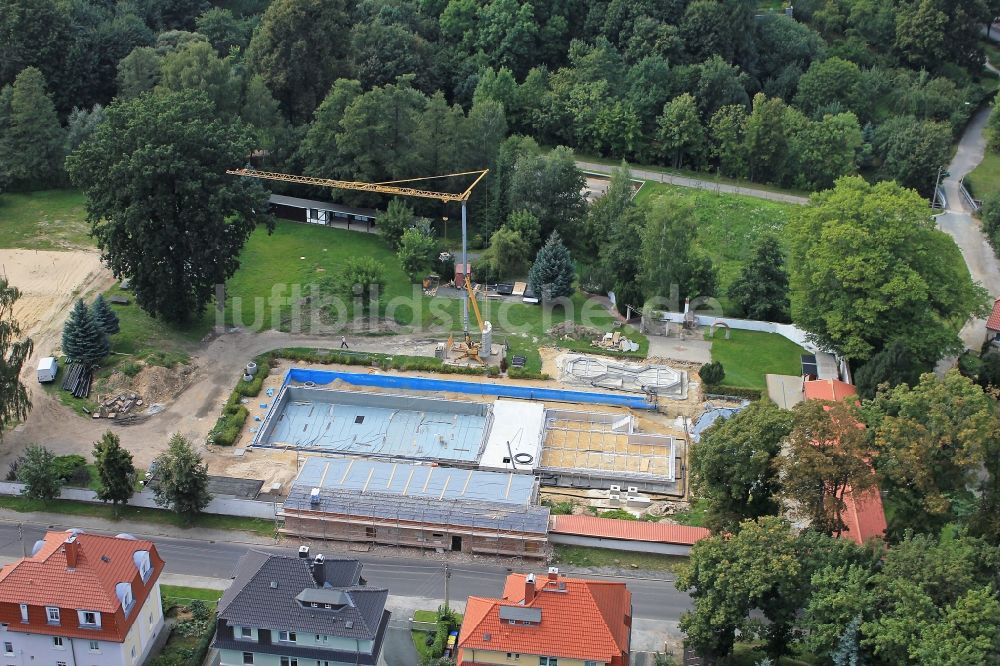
[133,551,152,583]
[19,604,27,623]
[78,610,101,628]
[46,607,60,625]
[116,582,135,615]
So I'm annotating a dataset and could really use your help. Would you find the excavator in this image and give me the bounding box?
[227,166,492,365]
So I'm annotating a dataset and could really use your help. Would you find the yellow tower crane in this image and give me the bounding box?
[226,167,491,363]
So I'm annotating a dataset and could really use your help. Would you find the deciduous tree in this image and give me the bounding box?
[783,399,877,536]
[397,226,437,280]
[787,177,987,362]
[333,257,386,313]
[153,434,212,519]
[0,279,32,442]
[66,90,272,324]
[92,431,135,510]
[377,199,415,251]
[17,445,61,502]
[657,93,705,169]
[690,400,792,532]
[116,46,162,98]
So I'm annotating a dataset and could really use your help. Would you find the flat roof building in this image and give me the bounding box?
[280,458,550,558]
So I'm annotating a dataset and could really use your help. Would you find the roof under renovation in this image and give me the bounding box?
[284,457,549,535]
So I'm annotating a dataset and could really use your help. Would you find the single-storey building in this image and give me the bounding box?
[268,194,379,232]
[548,514,710,556]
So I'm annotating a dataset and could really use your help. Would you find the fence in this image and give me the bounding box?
[654,312,816,350]
[0,482,281,520]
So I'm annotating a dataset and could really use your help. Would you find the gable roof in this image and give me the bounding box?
[803,379,858,402]
[458,572,630,661]
[987,298,1000,332]
[550,515,709,546]
[218,551,386,640]
[0,531,161,614]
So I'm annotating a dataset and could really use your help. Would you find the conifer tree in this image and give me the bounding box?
[528,232,575,300]
[0,67,65,187]
[62,299,109,367]
[90,294,120,335]
[93,431,135,512]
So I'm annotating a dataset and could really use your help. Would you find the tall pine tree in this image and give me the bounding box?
[90,294,120,335]
[0,67,65,188]
[62,299,110,366]
[727,235,790,322]
[528,231,575,300]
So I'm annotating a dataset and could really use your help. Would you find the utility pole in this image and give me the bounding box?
[444,562,452,612]
[18,523,25,558]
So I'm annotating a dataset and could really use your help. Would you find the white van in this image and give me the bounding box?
[37,356,58,383]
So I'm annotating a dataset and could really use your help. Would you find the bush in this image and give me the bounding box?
[544,500,574,515]
[52,454,90,486]
[597,508,637,520]
[706,385,763,400]
[508,368,550,380]
[189,599,211,622]
[698,361,725,385]
[120,361,142,377]
[981,191,1000,256]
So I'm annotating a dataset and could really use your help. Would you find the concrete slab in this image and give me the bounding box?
[766,374,804,410]
[647,334,712,364]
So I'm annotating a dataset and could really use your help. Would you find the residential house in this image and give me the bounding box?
[0,530,165,666]
[213,548,390,666]
[457,568,631,666]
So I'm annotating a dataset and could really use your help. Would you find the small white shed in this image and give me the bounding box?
[37,356,58,383]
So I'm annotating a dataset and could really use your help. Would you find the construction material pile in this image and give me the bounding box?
[60,363,92,398]
[93,392,146,423]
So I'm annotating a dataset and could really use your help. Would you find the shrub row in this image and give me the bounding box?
[706,386,763,400]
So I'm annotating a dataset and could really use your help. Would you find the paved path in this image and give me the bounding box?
[576,160,810,205]
[935,106,1000,352]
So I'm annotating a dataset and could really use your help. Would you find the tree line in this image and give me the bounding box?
[2,0,996,196]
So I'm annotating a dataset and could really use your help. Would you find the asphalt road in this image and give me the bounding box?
[0,520,691,622]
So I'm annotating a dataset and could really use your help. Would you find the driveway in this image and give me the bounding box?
[935,106,1000,351]
[381,622,420,666]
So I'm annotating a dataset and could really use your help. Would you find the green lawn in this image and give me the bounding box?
[707,329,805,390]
[964,148,1000,199]
[552,544,685,572]
[161,585,223,608]
[672,497,710,528]
[0,495,276,536]
[638,182,799,294]
[0,189,92,249]
[411,609,464,661]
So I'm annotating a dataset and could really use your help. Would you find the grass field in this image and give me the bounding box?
[637,183,798,295]
[552,544,685,572]
[0,495,275,536]
[964,149,1000,199]
[0,189,92,249]
[161,585,223,608]
[707,329,804,389]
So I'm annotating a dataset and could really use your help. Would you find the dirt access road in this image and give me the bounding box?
[3,327,440,471]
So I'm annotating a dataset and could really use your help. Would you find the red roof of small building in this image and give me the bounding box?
[457,571,631,665]
[550,515,710,546]
[803,379,858,402]
[987,298,1000,332]
[0,531,164,642]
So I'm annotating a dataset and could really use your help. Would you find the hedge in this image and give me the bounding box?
[705,386,763,400]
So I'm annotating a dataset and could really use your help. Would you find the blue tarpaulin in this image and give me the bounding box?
[283,368,657,409]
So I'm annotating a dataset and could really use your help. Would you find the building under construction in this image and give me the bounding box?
[280,458,550,558]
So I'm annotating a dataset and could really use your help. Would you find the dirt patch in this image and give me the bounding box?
[547,321,601,340]
[0,249,111,346]
[97,363,196,407]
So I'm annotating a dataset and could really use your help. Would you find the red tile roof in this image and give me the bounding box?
[987,298,1000,332]
[0,531,164,642]
[802,380,888,545]
[550,515,710,546]
[457,572,631,664]
[841,485,888,545]
[803,379,858,402]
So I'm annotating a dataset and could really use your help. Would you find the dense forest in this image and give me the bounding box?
[2,0,997,199]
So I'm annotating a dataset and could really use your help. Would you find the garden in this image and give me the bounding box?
[149,586,223,666]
